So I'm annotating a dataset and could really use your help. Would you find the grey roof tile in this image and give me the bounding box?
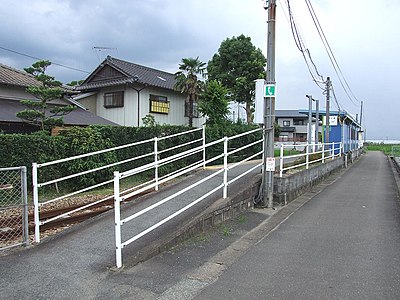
[0,99,117,126]
[78,56,176,91]
[0,64,41,88]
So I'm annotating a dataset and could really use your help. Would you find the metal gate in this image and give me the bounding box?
[0,167,29,250]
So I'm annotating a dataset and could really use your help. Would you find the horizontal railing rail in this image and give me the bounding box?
[279,142,343,177]
[114,128,263,268]
[32,127,204,242]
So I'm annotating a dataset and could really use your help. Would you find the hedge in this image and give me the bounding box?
[0,123,262,192]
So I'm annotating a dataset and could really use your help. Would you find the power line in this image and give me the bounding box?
[0,45,90,75]
[304,0,360,106]
[285,0,325,90]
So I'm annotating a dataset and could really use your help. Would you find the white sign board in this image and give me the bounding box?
[323,116,338,126]
[266,157,276,171]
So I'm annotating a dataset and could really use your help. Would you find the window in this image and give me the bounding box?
[185,101,200,118]
[293,119,305,125]
[104,91,124,108]
[149,94,170,114]
[283,120,290,127]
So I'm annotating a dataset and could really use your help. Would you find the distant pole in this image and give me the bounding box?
[260,0,276,208]
[315,99,319,148]
[307,95,313,149]
[325,77,331,144]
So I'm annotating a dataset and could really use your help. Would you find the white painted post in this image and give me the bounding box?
[331,142,334,159]
[322,143,325,163]
[32,163,40,243]
[114,171,123,269]
[279,144,284,177]
[340,142,343,157]
[154,137,159,191]
[202,125,206,169]
[306,143,310,169]
[223,137,228,199]
[21,166,29,246]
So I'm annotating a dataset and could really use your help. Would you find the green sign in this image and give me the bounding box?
[265,84,276,97]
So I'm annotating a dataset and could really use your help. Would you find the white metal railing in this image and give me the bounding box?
[279,142,343,177]
[32,127,204,243]
[113,128,263,268]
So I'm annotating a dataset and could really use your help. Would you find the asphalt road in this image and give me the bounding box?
[195,151,400,299]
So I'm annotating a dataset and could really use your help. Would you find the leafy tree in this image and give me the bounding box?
[207,34,266,123]
[274,122,281,138]
[199,80,230,125]
[174,57,206,127]
[16,60,75,131]
[66,80,84,87]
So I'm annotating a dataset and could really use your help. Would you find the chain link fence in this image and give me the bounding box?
[392,146,400,157]
[0,167,29,250]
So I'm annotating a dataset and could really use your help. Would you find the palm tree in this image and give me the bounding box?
[174,57,206,127]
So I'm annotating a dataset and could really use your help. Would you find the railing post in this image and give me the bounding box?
[322,143,325,163]
[154,137,159,191]
[114,171,123,269]
[223,137,228,199]
[331,142,334,159]
[21,166,29,246]
[279,144,284,177]
[32,163,40,243]
[306,143,309,169]
[340,142,343,157]
[202,125,206,169]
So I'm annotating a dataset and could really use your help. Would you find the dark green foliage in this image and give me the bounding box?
[0,123,264,194]
[207,35,266,123]
[174,57,206,127]
[59,127,118,187]
[199,80,230,125]
[16,60,75,132]
[205,123,262,164]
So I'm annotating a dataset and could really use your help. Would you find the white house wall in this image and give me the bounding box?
[93,85,205,127]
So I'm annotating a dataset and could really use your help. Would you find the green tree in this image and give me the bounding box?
[66,80,84,87]
[207,34,266,123]
[174,57,206,127]
[199,80,230,125]
[16,60,75,132]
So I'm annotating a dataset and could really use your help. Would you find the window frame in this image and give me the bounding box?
[149,94,170,114]
[103,91,124,108]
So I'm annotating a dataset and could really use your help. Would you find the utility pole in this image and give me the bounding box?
[259,0,277,208]
[315,99,319,149]
[325,77,331,144]
[307,95,313,146]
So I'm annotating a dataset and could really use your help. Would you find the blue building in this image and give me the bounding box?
[298,109,362,153]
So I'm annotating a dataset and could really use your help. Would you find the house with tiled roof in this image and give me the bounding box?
[75,56,204,127]
[0,63,117,134]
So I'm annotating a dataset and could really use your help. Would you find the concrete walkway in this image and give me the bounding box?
[195,151,400,299]
[0,162,261,299]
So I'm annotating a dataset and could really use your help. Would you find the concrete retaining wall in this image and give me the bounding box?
[129,150,361,266]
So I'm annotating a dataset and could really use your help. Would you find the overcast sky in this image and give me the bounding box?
[1,0,398,139]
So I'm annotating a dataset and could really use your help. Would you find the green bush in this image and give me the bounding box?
[0,123,262,193]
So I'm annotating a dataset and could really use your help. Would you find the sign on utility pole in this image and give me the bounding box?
[265,83,276,97]
[257,0,276,208]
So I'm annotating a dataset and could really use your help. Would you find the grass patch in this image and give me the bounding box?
[365,143,400,156]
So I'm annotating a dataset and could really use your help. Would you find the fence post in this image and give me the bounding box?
[21,166,29,246]
[114,171,123,269]
[32,163,40,243]
[202,125,206,169]
[340,142,343,157]
[306,143,309,169]
[279,144,284,177]
[154,137,159,191]
[223,137,228,199]
[331,142,334,159]
[322,143,325,163]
